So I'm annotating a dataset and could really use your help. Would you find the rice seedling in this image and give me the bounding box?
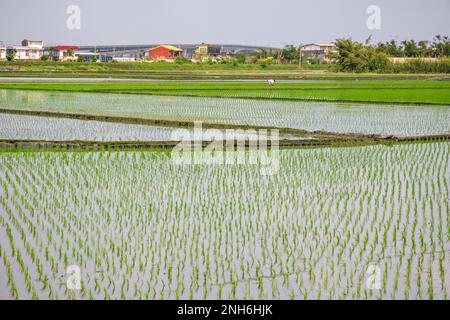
[0,140,448,299]
[0,90,449,137]
[0,113,177,142]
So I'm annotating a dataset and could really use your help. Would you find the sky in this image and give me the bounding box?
[0,0,449,47]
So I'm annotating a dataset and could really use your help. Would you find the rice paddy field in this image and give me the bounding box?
[1,80,450,104]
[0,83,449,301]
[0,113,302,143]
[0,113,178,142]
[0,142,449,299]
[0,89,449,137]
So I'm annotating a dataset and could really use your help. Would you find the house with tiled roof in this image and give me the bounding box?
[146,45,183,62]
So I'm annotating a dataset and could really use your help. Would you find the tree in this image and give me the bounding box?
[382,40,403,57]
[6,49,16,61]
[280,45,299,64]
[258,48,268,59]
[417,41,431,57]
[377,40,403,57]
[77,55,85,62]
[48,47,55,61]
[235,53,246,64]
[431,34,450,57]
[334,39,361,71]
[361,47,388,72]
[334,38,388,72]
[401,40,419,57]
[175,56,185,64]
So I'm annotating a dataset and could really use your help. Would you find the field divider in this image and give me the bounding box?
[0,107,449,151]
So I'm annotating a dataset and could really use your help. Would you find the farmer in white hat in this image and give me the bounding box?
[267,79,276,88]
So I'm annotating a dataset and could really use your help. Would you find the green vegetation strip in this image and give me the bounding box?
[0,71,447,80]
[1,136,448,153]
[0,80,449,104]
[0,61,302,71]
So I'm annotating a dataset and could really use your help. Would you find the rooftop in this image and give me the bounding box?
[149,45,183,52]
[54,45,80,51]
[302,43,335,48]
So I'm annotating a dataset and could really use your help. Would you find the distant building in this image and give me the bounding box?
[7,39,44,60]
[388,57,438,64]
[21,39,44,48]
[112,56,136,62]
[75,52,98,62]
[0,41,5,60]
[146,45,183,62]
[52,45,80,61]
[75,51,113,62]
[192,43,222,62]
[7,46,44,60]
[301,43,337,61]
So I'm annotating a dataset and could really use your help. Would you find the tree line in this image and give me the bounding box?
[331,35,450,73]
[250,35,450,67]
[374,35,450,58]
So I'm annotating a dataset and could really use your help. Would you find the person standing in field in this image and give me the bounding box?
[267,79,276,88]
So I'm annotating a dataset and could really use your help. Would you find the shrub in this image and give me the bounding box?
[382,58,450,73]
[334,39,388,72]
[235,53,246,64]
[175,56,185,64]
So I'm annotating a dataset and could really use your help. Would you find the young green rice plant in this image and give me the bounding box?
[0,140,449,299]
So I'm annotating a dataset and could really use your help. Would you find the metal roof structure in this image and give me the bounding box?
[148,45,183,52]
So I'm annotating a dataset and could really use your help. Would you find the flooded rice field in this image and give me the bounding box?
[0,141,448,299]
[0,113,301,142]
[0,113,176,142]
[0,89,449,137]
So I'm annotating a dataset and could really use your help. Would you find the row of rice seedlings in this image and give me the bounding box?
[0,140,448,299]
[1,90,449,137]
[0,113,175,142]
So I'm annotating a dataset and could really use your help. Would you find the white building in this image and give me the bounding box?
[21,39,44,48]
[113,56,136,62]
[52,46,79,61]
[301,43,337,61]
[0,41,6,60]
[7,39,44,60]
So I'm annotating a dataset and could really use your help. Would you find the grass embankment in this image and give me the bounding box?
[0,60,303,71]
[1,135,446,153]
[0,80,449,104]
[1,61,449,80]
[0,71,447,81]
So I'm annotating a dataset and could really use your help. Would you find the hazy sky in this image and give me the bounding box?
[1,0,449,47]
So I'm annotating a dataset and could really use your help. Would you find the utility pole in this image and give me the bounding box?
[298,43,302,68]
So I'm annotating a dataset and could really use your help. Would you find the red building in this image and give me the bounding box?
[53,45,80,61]
[147,45,183,62]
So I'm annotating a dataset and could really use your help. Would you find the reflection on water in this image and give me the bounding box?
[0,89,449,137]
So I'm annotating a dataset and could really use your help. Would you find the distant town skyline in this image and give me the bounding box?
[1,0,449,47]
